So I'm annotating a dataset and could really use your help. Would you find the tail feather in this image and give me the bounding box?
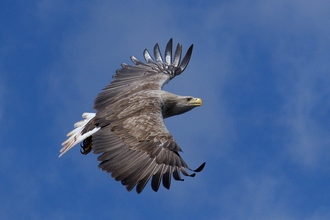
[60,112,100,157]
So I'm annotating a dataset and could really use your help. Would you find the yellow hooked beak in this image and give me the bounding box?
[188,97,203,106]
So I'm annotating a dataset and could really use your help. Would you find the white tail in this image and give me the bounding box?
[59,112,100,157]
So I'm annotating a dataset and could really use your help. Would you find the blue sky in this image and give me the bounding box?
[1,0,330,219]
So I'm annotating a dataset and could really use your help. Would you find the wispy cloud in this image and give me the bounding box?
[202,0,330,169]
[278,59,330,168]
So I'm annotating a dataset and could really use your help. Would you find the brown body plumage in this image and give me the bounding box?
[61,39,205,193]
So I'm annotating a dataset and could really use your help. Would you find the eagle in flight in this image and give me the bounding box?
[60,39,205,193]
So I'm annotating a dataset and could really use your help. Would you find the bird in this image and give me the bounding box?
[60,39,205,193]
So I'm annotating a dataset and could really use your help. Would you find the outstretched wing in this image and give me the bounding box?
[93,98,204,193]
[93,38,193,113]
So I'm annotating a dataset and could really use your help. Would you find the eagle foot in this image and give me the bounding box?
[80,144,91,155]
[80,137,93,155]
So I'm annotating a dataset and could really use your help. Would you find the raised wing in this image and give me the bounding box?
[94,38,193,112]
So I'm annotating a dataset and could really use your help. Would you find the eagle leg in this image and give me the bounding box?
[80,136,93,155]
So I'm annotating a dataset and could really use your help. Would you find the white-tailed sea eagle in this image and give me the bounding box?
[60,39,205,193]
